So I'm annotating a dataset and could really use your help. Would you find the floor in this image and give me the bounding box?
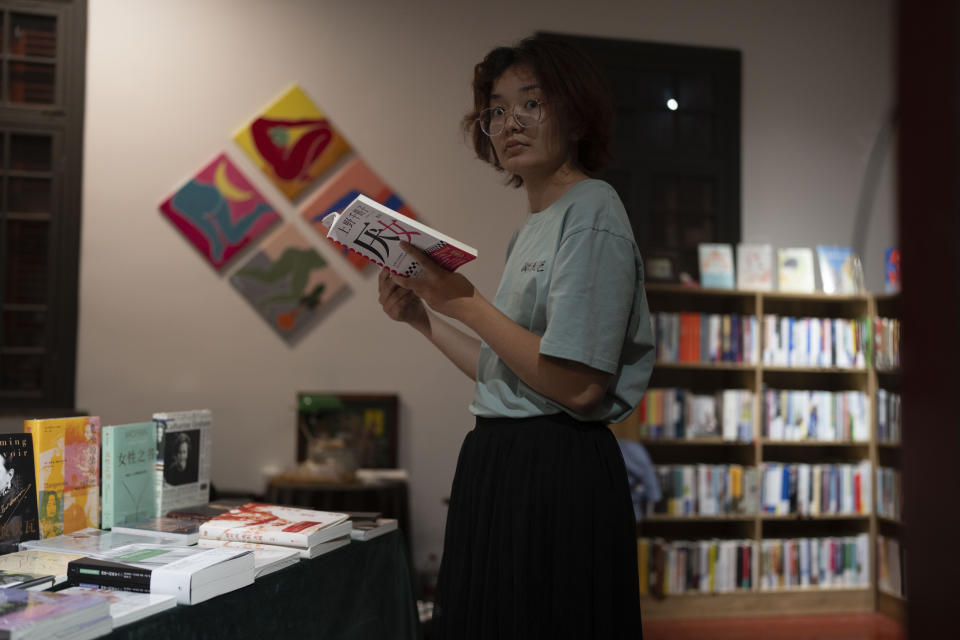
[643,613,905,640]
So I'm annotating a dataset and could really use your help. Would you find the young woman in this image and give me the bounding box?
[378,34,654,638]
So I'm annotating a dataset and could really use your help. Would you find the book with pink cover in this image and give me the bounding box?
[198,503,350,549]
[321,194,477,277]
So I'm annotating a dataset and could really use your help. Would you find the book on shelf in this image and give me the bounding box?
[776,247,816,293]
[652,312,759,364]
[816,245,865,294]
[761,315,868,369]
[197,533,351,560]
[321,194,477,277]
[0,569,55,591]
[152,410,213,518]
[760,461,872,516]
[884,247,901,294]
[0,550,85,586]
[0,433,41,553]
[759,535,869,590]
[736,243,774,291]
[650,465,759,517]
[697,243,735,289]
[877,535,906,598]
[101,422,157,530]
[59,586,177,628]
[198,502,350,549]
[0,588,111,640]
[876,467,902,521]
[638,538,756,595]
[110,517,200,545]
[762,390,869,442]
[20,527,187,555]
[66,544,255,605]
[23,416,101,537]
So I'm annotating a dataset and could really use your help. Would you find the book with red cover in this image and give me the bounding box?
[198,503,349,549]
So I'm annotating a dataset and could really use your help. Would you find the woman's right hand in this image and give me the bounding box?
[378,268,429,330]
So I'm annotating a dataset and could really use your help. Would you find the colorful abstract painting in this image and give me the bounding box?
[159,153,281,271]
[234,85,351,201]
[230,224,348,344]
[300,156,419,271]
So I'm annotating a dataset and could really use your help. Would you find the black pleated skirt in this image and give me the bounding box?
[432,413,643,640]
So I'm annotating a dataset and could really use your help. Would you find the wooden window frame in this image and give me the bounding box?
[0,0,86,412]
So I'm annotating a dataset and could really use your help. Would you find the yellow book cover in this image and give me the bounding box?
[708,544,717,593]
[63,417,101,532]
[24,418,66,538]
[731,465,743,500]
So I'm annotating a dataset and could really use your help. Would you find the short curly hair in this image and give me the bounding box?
[462,34,614,188]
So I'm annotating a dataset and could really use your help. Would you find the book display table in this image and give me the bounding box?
[96,530,419,639]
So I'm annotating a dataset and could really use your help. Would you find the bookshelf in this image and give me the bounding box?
[613,284,902,620]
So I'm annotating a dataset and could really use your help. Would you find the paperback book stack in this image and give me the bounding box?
[59,586,177,628]
[198,503,351,560]
[66,544,255,605]
[0,589,111,640]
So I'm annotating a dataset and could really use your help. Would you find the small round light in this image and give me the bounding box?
[666,98,678,111]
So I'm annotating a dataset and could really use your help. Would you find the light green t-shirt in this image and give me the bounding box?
[469,179,655,423]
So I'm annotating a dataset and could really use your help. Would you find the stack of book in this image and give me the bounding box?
[65,544,254,605]
[58,587,177,629]
[197,502,352,560]
[0,589,112,639]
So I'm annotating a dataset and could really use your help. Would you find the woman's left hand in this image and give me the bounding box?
[388,242,477,322]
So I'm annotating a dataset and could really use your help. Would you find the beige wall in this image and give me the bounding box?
[80,0,894,568]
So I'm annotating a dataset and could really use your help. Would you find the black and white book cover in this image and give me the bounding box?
[0,433,40,553]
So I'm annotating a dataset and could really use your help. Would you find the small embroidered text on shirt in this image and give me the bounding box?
[520,260,546,273]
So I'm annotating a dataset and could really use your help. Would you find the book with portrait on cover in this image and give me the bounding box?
[0,433,40,553]
[321,194,477,277]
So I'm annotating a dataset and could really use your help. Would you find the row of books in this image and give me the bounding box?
[0,410,216,556]
[876,467,902,521]
[761,389,869,442]
[0,501,397,637]
[696,243,875,295]
[758,534,870,590]
[760,462,873,516]
[874,317,901,371]
[630,388,754,442]
[876,389,902,445]
[649,465,760,516]
[652,312,760,364]
[637,537,755,595]
[761,315,869,369]
[877,535,906,598]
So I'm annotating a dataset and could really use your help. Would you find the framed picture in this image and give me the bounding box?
[296,393,398,469]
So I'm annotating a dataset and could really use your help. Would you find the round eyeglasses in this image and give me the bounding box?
[478,99,546,137]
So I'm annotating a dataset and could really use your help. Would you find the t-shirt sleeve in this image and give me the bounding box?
[539,224,637,374]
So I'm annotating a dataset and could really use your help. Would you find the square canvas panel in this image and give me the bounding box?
[300,156,418,271]
[159,153,281,271]
[230,223,348,344]
[234,85,350,201]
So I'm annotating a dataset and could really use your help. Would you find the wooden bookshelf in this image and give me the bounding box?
[627,285,902,620]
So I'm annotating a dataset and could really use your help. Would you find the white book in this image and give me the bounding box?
[197,534,351,560]
[777,247,816,293]
[152,409,213,518]
[71,544,255,605]
[736,243,774,290]
[322,194,477,278]
[20,528,184,555]
[59,586,177,628]
[698,243,735,289]
[199,504,350,549]
[190,541,302,577]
